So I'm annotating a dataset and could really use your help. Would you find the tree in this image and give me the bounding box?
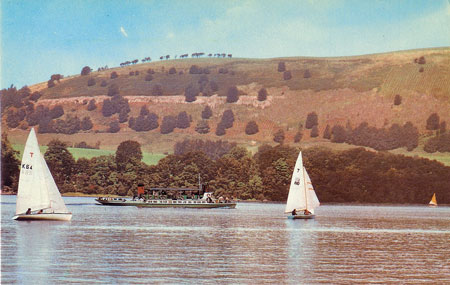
[426,113,440,130]
[1,133,20,190]
[323,124,331,139]
[257,88,268,101]
[176,111,190,129]
[87,99,96,111]
[310,125,319,138]
[145,74,153,81]
[221,110,235,129]
[115,140,143,170]
[119,109,128,123]
[168,67,176,74]
[394,94,402,105]
[215,122,226,136]
[305,112,318,129]
[100,80,108,87]
[331,125,347,143]
[201,106,213,119]
[110,71,118,79]
[108,120,120,133]
[273,129,285,144]
[278,62,286,72]
[294,131,303,143]
[47,80,56,88]
[418,56,426,64]
[184,85,198,102]
[245,121,259,135]
[81,66,92,76]
[195,120,210,134]
[50,105,64,119]
[226,86,239,103]
[107,84,120,96]
[283,71,292,80]
[44,139,75,187]
[81,116,93,130]
[160,115,177,134]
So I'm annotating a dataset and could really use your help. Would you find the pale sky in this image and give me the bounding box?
[1,0,449,89]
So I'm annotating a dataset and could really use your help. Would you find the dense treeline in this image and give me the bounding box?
[2,135,448,204]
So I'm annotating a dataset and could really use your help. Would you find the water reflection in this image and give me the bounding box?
[2,197,450,283]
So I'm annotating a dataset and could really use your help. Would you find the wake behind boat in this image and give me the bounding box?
[285,151,320,219]
[13,128,72,221]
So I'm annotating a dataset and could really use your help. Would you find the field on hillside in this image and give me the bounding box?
[12,144,165,165]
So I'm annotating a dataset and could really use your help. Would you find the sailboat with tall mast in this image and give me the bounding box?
[429,193,437,207]
[13,128,72,221]
[285,151,320,219]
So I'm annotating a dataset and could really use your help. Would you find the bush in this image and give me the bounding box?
[81,66,92,76]
[108,120,120,133]
[30,91,42,101]
[245,121,259,135]
[426,113,440,130]
[110,71,118,79]
[176,111,190,129]
[226,86,239,103]
[294,131,303,143]
[278,62,286,72]
[107,84,119,96]
[418,56,426,64]
[195,120,210,134]
[160,116,177,134]
[168,67,176,74]
[305,112,318,129]
[50,105,64,119]
[81,116,93,131]
[129,71,135,76]
[47,80,55,88]
[283,71,292,80]
[218,68,228,74]
[147,68,155,74]
[323,125,331,139]
[273,129,285,144]
[189,65,202,74]
[201,106,213,119]
[100,80,108,87]
[87,78,96,86]
[221,110,235,129]
[257,88,268,101]
[145,74,153,81]
[215,122,226,136]
[394,94,402,105]
[310,125,319,138]
[184,85,198,102]
[87,99,96,111]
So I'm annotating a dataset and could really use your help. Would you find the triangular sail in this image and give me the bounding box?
[16,129,50,215]
[285,152,307,213]
[15,128,69,215]
[304,168,320,214]
[429,193,437,206]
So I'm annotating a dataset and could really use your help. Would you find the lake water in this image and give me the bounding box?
[1,196,449,284]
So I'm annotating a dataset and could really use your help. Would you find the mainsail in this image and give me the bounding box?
[429,193,437,206]
[285,151,320,214]
[15,128,69,215]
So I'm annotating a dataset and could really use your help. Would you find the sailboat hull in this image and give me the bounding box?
[13,213,72,221]
[288,214,315,220]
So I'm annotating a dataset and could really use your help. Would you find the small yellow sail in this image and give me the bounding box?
[429,193,437,207]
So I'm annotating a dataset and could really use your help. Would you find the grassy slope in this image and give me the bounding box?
[5,48,450,165]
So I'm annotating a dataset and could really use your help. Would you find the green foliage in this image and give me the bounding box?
[115,140,143,170]
[1,133,20,191]
[174,139,236,159]
[44,139,76,190]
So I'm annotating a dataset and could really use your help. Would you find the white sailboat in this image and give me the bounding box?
[13,128,72,221]
[429,193,437,207]
[285,151,320,219]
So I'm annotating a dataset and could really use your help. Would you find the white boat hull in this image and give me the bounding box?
[288,214,315,220]
[13,213,72,221]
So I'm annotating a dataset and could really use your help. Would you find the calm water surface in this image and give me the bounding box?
[1,196,449,284]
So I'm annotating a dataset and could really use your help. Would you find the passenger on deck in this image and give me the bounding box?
[304,209,311,215]
[292,209,296,216]
[26,208,31,215]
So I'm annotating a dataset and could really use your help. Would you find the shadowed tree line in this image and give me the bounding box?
[2,136,449,204]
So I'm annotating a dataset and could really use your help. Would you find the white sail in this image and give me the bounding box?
[285,151,320,214]
[16,128,50,215]
[15,128,70,218]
